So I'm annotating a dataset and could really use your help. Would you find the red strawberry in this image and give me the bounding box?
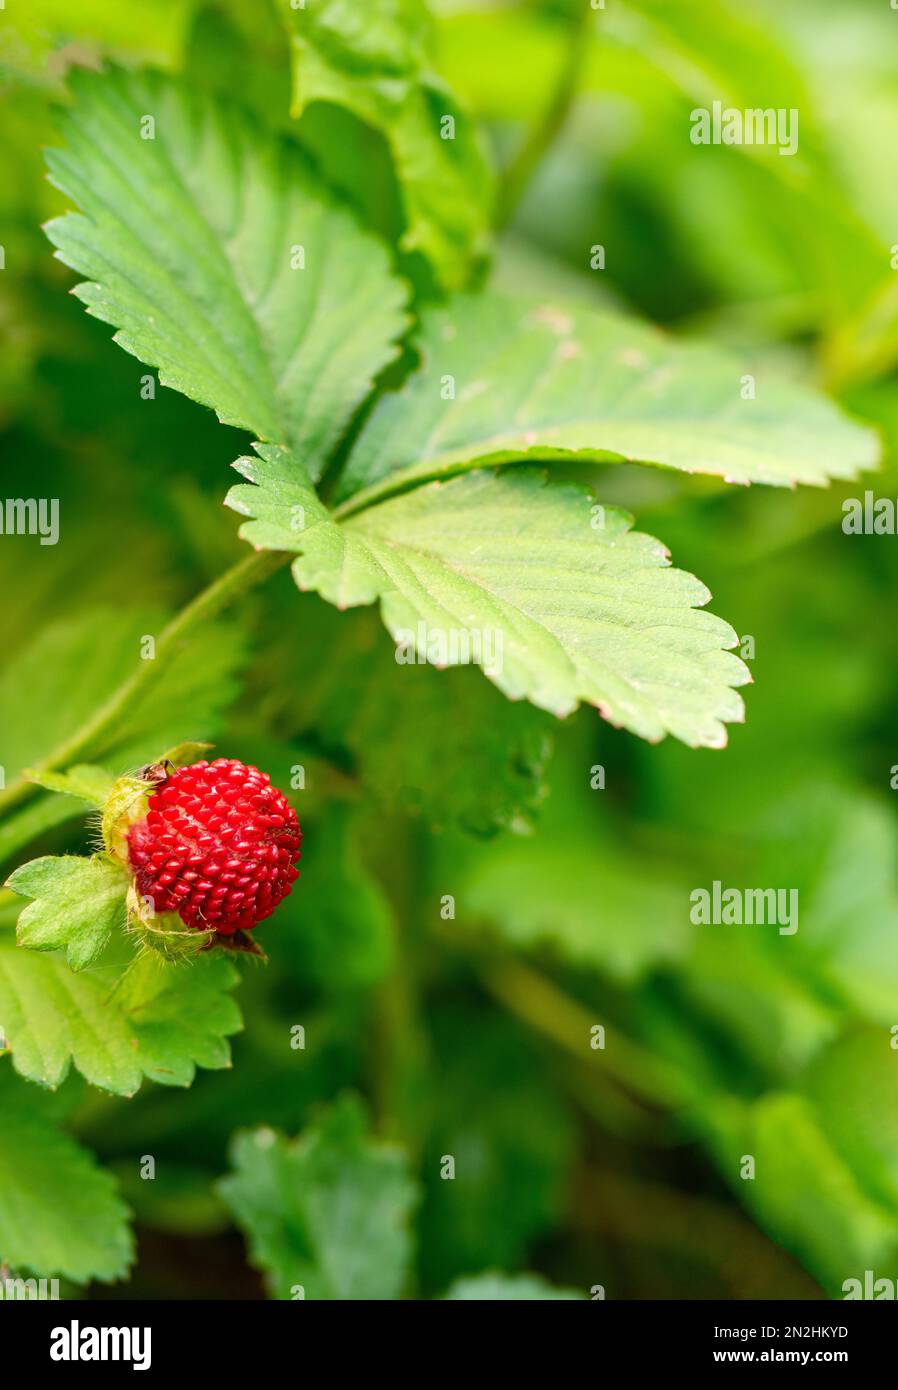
[126,758,301,936]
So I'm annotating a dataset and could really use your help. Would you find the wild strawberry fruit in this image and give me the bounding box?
[126,758,301,937]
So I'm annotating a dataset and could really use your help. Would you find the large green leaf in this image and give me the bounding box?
[44,66,408,478]
[0,1069,133,1284]
[335,290,878,504]
[8,854,128,971]
[218,1096,418,1299]
[228,447,749,747]
[278,0,492,288]
[0,946,241,1095]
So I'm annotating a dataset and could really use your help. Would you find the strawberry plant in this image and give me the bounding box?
[1,0,896,1303]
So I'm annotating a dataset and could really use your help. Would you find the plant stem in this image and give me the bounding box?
[479,955,690,1111]
[576,1167,822,1298]
[369,817,431,1158]
[0,548,291,818]
[495,1,595,230]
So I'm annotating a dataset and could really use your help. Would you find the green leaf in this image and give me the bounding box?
[681,927,837,1083]
[445,1272,584,1300]
[22,764,114,805]
[44,66,408,478]
[276,804,395,990]
[0,798,88,877]
[8,854,128,971]
[225,444,329,551]
[218,1095,418,1299]
[418,1011,574,1290]
[278,0,492,288]
[673,785,898,1083]
[459,825,691,984]
[281,601,552,834]
[334,290,878,504]
[3,0,195,82]
[441,742,693,983]
[0,607,245,782]
[705,1092,898,1294]
[803,1031,898,1216]
[109,1159,229,1239]
[756,786,898,1026]
[113,952,243,1087]
[341,662,552,835]
[0,945,242,1095]
[157,740,213,768]
[0,1069,133,1284]
[0,608,246,866]
[228,449,749,748]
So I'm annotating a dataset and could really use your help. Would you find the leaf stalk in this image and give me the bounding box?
[0,549,291,819]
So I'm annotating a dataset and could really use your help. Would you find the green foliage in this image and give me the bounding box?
[417,1011,574,1289]
[336,289,877,502]
[705,1093,898,1295]
[804,1032,898,1216]
[1,0,195,80]
[45,66,409,479]
[453,787,692,983]
[0,0,895,1306]
[0,608,244,780]
[42,54,876,763]
[23,765,115,805]
[756,787,898,1024]
[8,855,128,970]
[0,1070,133,1283]
[276,803,395,990]
[278,0,493,287]
[0,607,246,865]
[218,1096,418,1299]
[0,947,241,1095]
[279,602,553,834]
[231,451,749,746]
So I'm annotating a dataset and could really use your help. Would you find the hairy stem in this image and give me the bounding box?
[495,1,595,230]
[0,548,291,818]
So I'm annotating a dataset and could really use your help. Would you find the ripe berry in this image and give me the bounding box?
[126,758,301,936]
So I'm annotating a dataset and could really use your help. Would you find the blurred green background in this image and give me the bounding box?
[1,0,897,1300]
